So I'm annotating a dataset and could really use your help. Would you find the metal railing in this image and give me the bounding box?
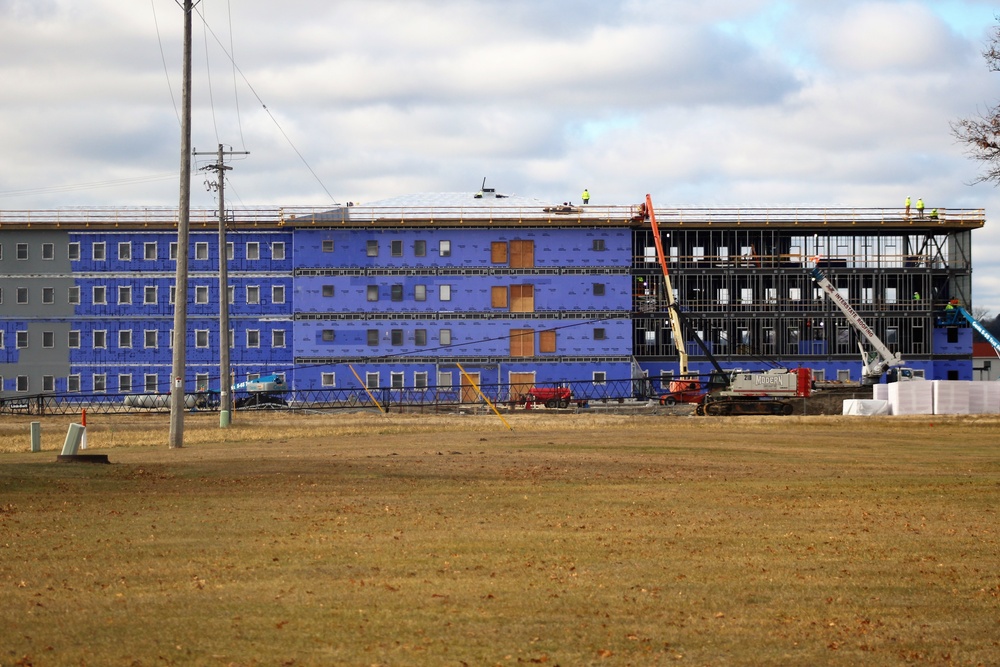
[0,205,986,228]
[0,377,661,417]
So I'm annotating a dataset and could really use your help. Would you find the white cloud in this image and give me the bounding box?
[2,0,1000,313]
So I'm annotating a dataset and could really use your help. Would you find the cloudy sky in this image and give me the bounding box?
[4,0,1000,311]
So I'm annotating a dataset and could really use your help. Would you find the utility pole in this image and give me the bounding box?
[196,144,249,428]
[169,0,200,449]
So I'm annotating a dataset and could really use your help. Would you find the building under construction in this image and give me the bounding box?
[0,191,985,401]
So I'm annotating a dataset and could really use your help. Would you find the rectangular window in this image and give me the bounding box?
[437,371,454,389]
[226,242,234,261]
[594,328,607,341]
[439,285,451,301]
[68,242,80,261]
[119,374,132,393]
[93,242,106,261]
[195,330,209,348]
[144,242,157,260]
[169,286,176,304]
[491,241,508,263]
[592,238,606,251]
[68,330,80,348]
[42,243,54,260]
[367,285,379,302]
[195,242,209,260]
[43,375,55,392]
[246,242,260,260]
[366,372,380,390]
[322,284,335,297]
[68,286,80,304]
[272,329,286,348]
[68,374,81,392]
[272,242,286,260]
[272,285,285,304]
[492,286,508,308]
[246,285,260,304]
[16,331,27,351]
[144,285,157,304]
[367,329,379,346]
[42,287,54,304]
[440,329,452,346]
[366,240,379,257]
[391,372,404,389]
[414,372,428,389]
[391,329,403,346]
[391,240,403,257]
[195,373,209,392]
[118,285,132,305]
[17,243,28,260]
[415,284,427,302]
[414,329,427,346]
[145,374,158,393]
[593,371,607,385]
[391,284,404,302]
[593,283,606,296]
[119,329,132,348]
[246,330,260,348]
[228,286,235,305]
[17,376,29,392]
[439,240,451,257]
[540,330,557,353]
[118,242,132,261]
[321,329,335,342]
[196,285,209,304]
[321,372,337,387]
[144,330,158,348]
[510,328,534,357]
[414,240,426,257]
[93,286,106,305]
[322,239,334,252]
[93,374,106,393]
[16,287,28,304]
[42,331,54,348]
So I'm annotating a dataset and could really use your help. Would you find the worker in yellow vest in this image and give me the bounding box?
[916,198,924,218]
[905,196,911,218]
[581,189,590,205]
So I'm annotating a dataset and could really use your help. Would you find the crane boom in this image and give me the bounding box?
[809,265,902,383]
[951,306,1000,357]
[645,194,688,376]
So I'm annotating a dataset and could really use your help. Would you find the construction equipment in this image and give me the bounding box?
[644,194,708,406]
[942,302,1000,356]
[808,262,909,385]
[642,195,812,415]
[231,374,289,409]
[697,367,813,416]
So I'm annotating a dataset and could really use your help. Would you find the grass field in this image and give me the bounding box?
[1,412,998,666]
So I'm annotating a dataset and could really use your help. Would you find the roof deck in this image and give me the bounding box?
[0,204,985,231]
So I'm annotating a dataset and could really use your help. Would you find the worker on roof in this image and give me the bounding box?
[582,189,590,205]
[905,196,911,218]
[916,198,925,218]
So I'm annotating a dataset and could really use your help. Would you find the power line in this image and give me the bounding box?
[192,3,339,205]
[151,0,181,127]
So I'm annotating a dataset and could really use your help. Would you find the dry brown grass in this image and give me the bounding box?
[1,412,999,666]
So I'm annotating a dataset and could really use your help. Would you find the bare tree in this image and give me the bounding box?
[952,20,1000,184]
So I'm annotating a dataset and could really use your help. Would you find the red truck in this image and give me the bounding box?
[524,386,572,409]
